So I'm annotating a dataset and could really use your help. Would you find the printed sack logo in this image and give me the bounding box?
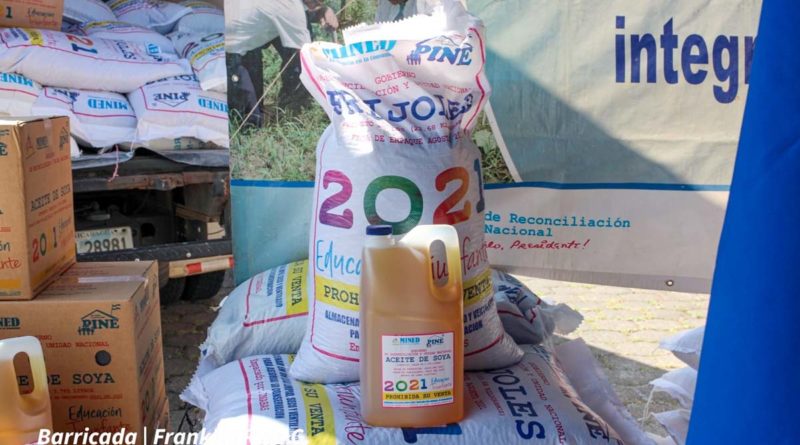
[153,92,190,107]
[77,304,120,335]
[392,337,421,346]
[426,334,445,348]
[406,35,472,66]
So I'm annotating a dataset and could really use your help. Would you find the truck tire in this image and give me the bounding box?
[182,271,226,301]
[160,278,186,306]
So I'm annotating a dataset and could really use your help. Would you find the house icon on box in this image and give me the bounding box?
[78,308,120,336]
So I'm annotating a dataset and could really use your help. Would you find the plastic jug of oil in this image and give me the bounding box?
[360,224,464,427]
[0,336,52,445]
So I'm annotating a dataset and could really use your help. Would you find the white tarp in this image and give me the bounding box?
[468,0,763,292]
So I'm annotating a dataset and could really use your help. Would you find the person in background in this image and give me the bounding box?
[227,0,338,125]
[375,0,441,22]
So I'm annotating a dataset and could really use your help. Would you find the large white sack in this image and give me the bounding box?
[0,72,41,116]
[63,0,117,25]
[170,31,225,92]
[31,87,136,148]
[174,0,224,35]
[182,345,627,445]
[198,260,309,376]
[291,0,521,384]
[652,410,690,445]
[649,367,697,410]
[556,339,657,445]
[82,20,176,55]
[659,326,704,370]
[0,28,191,92]
[107,0,191,34]
[193,261,579,382]
[128,74,229,148]
[492,269,583,343]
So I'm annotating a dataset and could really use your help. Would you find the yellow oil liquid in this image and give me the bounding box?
[360,225,464,427]
[0,336,52,445]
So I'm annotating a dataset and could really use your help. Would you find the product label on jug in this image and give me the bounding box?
[381,332,454,408]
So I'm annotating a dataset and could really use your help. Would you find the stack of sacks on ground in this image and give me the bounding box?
[647,326,704,445]
[184,343,645,445]
[181,262,660,445]
[0,0,228,155]
[185,260,584,380]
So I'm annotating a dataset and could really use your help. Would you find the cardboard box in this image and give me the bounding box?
[0,261,169,438]
[0,116,75,301]
[0,0,63,30]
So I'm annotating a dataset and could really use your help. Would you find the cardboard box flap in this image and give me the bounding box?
[0,116,63,126]
[35,261,157,303]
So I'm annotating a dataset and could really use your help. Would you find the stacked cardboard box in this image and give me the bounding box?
[2,261,170,436]
[0,117,168,439]
[0,117,75,301]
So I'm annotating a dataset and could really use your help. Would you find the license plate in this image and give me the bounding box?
[76,227,134,254]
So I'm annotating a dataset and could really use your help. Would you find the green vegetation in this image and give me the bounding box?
[229,0,513,183]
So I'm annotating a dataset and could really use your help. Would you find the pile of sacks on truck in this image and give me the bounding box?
[0,0,228,158]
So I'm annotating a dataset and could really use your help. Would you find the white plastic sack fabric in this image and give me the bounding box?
[659,326,704,370]
[63,0,117,25]
[70,136,81,158]
[31,87,136,148]
[183,345,626,445]
[0,72,41,116]
[649,367,697,410]
[492,269,583,344]
[138,136,215,150]
[193,260,578,383]
[556,339,657,445]
[107,0,191,34]
[224,0,309,55]
[648,367,696,445]
[170,31,225,92]
[82,21,176,56]
[128,74,229,148]
[292,0,521,384]
[174,0,224,35]
[198,260,309,378]
[0,28,191,93]
[652,410,690,445]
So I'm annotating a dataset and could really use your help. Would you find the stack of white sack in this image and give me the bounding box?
[187,260,582,383]
[31,87,137,149]
[127,74,229,148]
[78,21,178,55]
[0,28,190,92]
[170,31,226,92]
[106,0,191,34]
[0,71,40,116]
[63,0,117,25]
[0,72,80,158]
[0,0,229,152]
[173,0,225,35]
[647,326,705,445]
[182,340,654,445]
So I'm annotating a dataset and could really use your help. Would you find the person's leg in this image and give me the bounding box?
[227,53,264,127]
[273,39,309,113]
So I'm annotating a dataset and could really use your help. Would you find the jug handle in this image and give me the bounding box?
[401,225,463,303]
[0,336,50,415]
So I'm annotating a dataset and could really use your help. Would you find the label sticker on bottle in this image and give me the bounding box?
[381,332,454,408]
